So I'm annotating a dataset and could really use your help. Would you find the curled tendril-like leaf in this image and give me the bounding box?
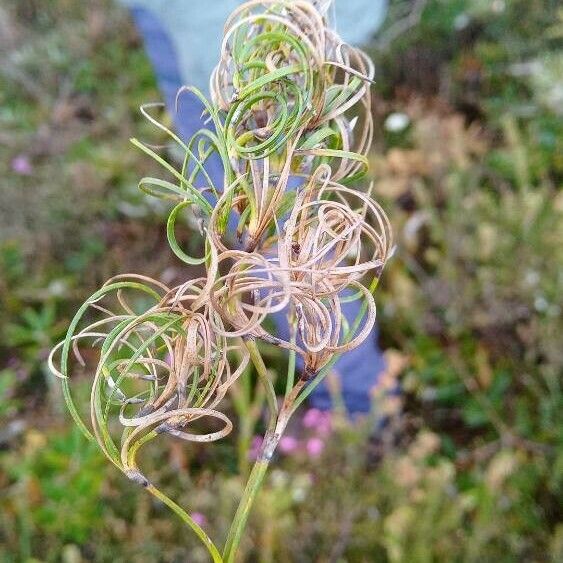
[208,243,382,375]
[129,2,379,260]
[49,275,249,481]
[212,1,326,118]
[212,0,374,177]
[210,250,292,342]
[280,175,393,293]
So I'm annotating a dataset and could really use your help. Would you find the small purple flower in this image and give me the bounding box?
[11,154,33,176]
[305,437,325,458]
[191,512,207,527]
[279,436,299,455]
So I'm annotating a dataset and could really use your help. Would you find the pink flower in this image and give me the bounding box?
[11,154,33,176]
[303,408,323,428]
[305,437,325,458]
[316,415,332,437]
[279,436,299,455]
[191,512,207,527]
[303,408,332,436]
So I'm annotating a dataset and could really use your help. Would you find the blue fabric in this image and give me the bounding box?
[129,7,386,413]
[124,0,389,93]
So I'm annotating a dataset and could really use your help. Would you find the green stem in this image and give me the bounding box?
[146,484,223,563]
[243,338,278,417]
[223,339,278,561]
[285,319,297,397]
[223,403,294,562]
[237,418,252,477]
[224,396,298,561]
[224,336,303,561]
[223,455,272,562]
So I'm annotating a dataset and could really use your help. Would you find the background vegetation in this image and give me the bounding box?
[1,0,561,561]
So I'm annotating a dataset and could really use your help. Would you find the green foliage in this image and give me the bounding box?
[0,370,21,419]
[0,426,106,560]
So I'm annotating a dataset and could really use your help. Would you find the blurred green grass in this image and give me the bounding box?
[1,1,562,561]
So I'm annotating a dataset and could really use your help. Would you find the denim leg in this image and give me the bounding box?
[130,7,224,188]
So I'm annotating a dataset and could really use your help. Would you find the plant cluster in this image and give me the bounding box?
[48,1,391,560]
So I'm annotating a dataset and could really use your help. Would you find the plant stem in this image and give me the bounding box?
[284,319,297,397]
[146,484,223,563]
[223,338,302,561]
[222,451,272,562]
[224,277,381,559]
[224,395,300,561]
[224,339,278,561]
[223,408,294,562]
[237,418,252,477]
[243,338,278,417]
